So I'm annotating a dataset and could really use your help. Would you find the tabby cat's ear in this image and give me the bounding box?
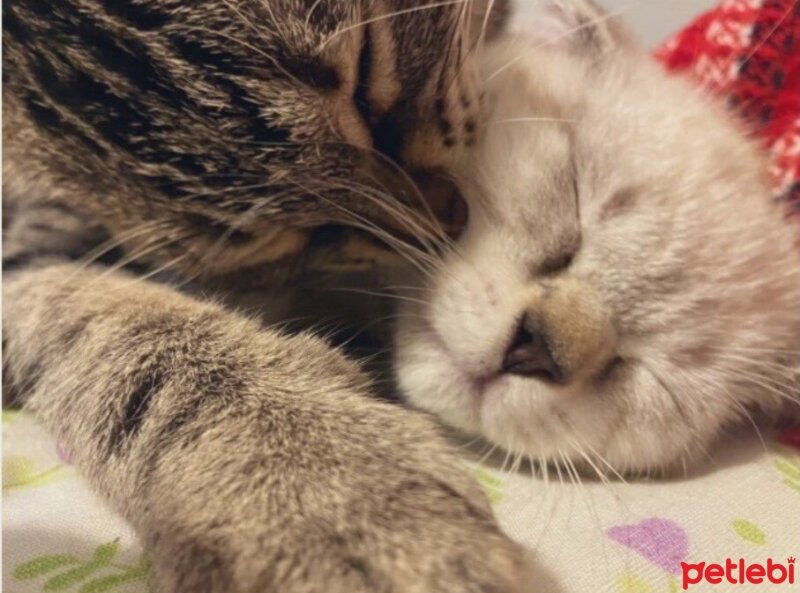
[517,0,637,55]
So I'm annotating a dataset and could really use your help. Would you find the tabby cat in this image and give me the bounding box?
[3,1,537,592]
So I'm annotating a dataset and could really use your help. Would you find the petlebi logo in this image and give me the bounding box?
[681,556,796,590]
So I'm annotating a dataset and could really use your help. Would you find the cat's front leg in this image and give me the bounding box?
[3,264,535,593]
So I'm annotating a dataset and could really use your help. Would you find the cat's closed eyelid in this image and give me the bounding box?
[536,235,581,276]
[598,186,639,222]
[537,253,574,276]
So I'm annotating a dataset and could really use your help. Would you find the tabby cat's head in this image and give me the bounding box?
[3,0,508,275]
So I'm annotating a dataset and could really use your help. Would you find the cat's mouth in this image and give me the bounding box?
[418,320,573,430]
[410,326,596,455]
[424,309,619,403]
[396,313,635,466]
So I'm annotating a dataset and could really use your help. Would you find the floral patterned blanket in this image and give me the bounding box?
[4,409,800,593]
[5,2,800,592]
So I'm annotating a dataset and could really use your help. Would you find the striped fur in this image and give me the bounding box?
[2,2,539,592]
[4,0,502,273]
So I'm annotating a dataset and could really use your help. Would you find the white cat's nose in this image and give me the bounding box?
[502,317,565,383]
[504,278,617,385]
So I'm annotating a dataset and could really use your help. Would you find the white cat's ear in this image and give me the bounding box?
[515,0,636,55]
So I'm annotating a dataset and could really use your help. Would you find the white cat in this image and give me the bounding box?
[395,0,800,476]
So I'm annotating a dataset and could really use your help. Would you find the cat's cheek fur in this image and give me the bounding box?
[394,0,800,476]
[394,323,483,435]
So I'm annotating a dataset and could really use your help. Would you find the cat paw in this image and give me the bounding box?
[146,477,536,593]
[144,414,536,593]
[279,472,536,593]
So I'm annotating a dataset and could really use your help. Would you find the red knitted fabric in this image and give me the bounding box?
[655,0,800,224]
[656,2,800,445]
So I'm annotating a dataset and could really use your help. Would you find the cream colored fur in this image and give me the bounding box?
[395,2,800,476]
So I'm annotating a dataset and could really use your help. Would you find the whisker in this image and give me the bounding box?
[477,442,499,467]
[67,221,173,276]
[493,117,576,124]
[727,0,798,77]
[486,8,630,81]
[290,180,442,278]
[320,1,468,50]
[323,286,431,308]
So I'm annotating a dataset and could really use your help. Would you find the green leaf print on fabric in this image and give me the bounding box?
[732,519,767,545]
[772,449,800,494]
[79,562,150,593]
[92,542,120,565]
[44,562,106,591]
[474,467,503,504]
[13,540,149,593]
[14,556,80,580]
[615,572,680,593]
[3,456,70,491]
[616,571,653,593]
[2,408,24,424]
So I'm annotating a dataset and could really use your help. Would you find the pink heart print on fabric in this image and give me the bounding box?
[56,442,73,464]
[607,518,688,574]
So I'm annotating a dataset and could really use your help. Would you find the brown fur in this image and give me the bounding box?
[3,1,538,591]
[3,0,497,274]
[4,264,533,592]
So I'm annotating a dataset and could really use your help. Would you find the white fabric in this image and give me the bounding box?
[4,410,800,593]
